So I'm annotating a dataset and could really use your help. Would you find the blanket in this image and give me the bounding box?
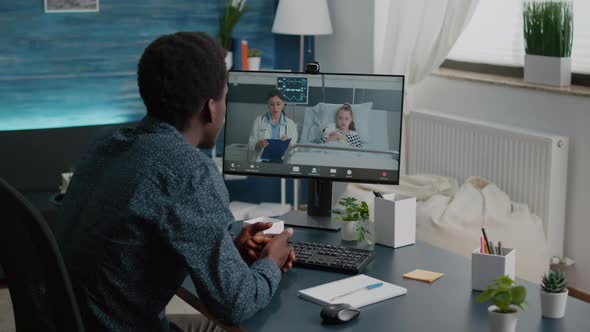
[339,175,549,283]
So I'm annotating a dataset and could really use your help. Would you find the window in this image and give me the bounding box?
[447,0,590,74]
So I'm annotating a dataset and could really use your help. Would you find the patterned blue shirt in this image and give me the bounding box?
[55,116,282,331]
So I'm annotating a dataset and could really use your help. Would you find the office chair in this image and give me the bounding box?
[0,178,85,331]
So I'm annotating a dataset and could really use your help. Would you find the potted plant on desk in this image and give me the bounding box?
[331,197,372,243]
[540,269,568,318]
[476,275,528,332]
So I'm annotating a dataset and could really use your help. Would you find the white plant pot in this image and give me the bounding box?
[524,54,571,87]
[541,289,568,319]
[225,51,233,70]
[488,305,519,332]
[341,222,357,241]
[248,57,261,71]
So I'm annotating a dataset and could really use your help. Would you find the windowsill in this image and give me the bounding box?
[432,67,590,98]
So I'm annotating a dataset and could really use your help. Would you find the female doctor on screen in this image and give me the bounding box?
[250,89,298,153]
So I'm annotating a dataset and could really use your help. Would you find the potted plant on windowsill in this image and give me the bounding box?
[218,0,247,70]
[247,48,262,71]
[331,197,372,243]
[476,275,528,332]
[523,0,573,86]
[540,269,568,318]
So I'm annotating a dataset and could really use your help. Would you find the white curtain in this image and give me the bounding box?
[374,0,479,174]
[375,0,479,86]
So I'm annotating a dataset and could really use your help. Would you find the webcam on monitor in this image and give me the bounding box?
[305,61,320,74]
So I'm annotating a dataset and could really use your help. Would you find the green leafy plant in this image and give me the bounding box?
[541,269,568,293]
[523,1,573,57]
[248,48,262,57]
[331,197,372,243]
[476,276,528,314]
[218,0,247,50]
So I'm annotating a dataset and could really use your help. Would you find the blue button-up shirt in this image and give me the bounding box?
[55,116,281,331]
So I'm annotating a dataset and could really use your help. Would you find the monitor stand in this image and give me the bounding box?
[280,179,341,230]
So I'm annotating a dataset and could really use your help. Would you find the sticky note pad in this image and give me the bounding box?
[403,269,445,283]
[243,217,284,235]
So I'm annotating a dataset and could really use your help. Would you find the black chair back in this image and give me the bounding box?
[0,178,84,331]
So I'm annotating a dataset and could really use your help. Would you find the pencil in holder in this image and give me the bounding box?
[471,247,516,291]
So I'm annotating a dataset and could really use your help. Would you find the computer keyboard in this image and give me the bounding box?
[292,241,376,274]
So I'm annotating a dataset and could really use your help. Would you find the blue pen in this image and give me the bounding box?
[330,282,384,302]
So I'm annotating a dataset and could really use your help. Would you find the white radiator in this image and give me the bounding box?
[407,110,569,257]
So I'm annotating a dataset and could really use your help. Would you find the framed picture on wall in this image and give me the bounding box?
[44,0,99,13]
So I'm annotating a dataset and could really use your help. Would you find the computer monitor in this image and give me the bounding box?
[223,70,404,230]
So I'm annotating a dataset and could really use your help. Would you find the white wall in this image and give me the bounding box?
[315,0,374,74]
[413,76,590,293]
[316,0,590,293]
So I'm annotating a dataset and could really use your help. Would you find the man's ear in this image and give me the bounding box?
[200,99,214,124]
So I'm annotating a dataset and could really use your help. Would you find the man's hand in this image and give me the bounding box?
[260,228,295,272]
[280,135,289,141]
[234,222,273,265]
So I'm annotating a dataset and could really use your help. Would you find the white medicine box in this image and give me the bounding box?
[374,194,416,248]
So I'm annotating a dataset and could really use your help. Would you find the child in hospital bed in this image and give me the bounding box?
[320,104,364,148]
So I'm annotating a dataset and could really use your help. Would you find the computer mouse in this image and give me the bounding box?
[320,303,360,324]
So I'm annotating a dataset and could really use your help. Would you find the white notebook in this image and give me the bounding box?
[297,274,407,308]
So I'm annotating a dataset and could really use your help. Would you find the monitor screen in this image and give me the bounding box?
[223,70,404,184]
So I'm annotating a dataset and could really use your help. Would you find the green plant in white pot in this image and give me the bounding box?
[331,197,372,243]
[218,0,247,69]
[540,269,568,318]
[476,275,528,332]
[247,48,262,70]
[523,0,573,86]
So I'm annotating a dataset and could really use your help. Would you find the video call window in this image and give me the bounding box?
[223,71,404,184]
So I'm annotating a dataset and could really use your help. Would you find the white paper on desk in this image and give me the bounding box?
[297,274,407,308]
[382,193,396,201]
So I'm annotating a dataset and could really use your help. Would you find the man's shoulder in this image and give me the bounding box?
[91,125,215,182]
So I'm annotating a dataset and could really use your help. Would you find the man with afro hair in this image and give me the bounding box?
[55,32,295,332]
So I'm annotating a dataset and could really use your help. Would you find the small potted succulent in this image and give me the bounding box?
[540,269,568,318]
[476,275,528,332]
[331,197,372,243]
[247,48,262,71]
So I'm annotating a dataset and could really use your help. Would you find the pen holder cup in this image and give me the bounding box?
[471,247,516,291]
[374,194,416,248]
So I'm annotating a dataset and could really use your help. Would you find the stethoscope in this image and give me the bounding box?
[259,112,288,136]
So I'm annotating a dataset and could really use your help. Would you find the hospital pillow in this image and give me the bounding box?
[317,102,373,144]
[300,103,321,144]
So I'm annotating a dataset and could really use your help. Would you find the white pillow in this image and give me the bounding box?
[301,103,321,144]
[316,102,373,144]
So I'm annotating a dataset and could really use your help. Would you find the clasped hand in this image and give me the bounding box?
[234,222,295,273]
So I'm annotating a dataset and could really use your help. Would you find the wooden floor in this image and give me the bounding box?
[569,287,590,303]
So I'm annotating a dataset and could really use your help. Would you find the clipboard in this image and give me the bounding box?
[260,138,291,161]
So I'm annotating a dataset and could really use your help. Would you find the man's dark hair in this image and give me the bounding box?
[137,32,227,131]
